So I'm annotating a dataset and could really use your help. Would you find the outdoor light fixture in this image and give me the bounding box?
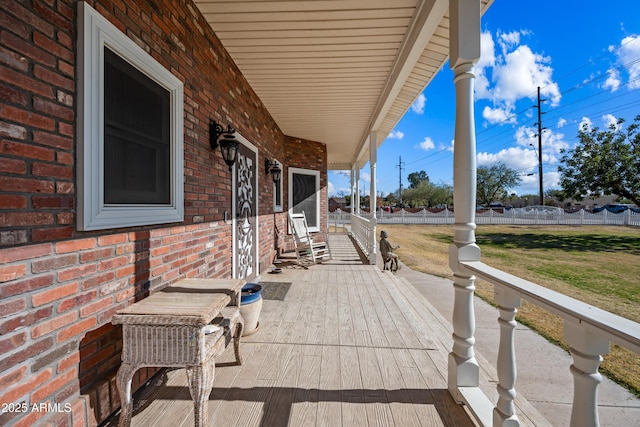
[265,159,282,184]
[210,120,239,171]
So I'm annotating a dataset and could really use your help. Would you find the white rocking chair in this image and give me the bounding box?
[288,212,331,263]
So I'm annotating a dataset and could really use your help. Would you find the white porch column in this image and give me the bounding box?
[369,131,378,265]
[355,167,361,214]
[447,0,482,400]
[351,167,356,214]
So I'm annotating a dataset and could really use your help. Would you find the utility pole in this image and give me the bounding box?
[535,86,546,206]
[397,156,404,206]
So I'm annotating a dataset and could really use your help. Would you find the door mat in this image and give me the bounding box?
[259,282,292,301]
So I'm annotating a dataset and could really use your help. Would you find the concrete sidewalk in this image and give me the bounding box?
[377,256,640,426]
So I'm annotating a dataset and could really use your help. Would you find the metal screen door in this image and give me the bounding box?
[232,141,258,280]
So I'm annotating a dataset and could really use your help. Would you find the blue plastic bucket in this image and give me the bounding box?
[241,283,262,305]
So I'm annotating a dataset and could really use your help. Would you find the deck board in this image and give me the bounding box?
[106,234,550,427]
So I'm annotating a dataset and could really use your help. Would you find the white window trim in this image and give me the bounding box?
[273,160,283,213]
[77,2,184,231]
[288,167,320,232]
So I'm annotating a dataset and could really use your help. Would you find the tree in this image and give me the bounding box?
[559,115,640,207]
[476,163,522,207]
[401,180,452,207]
[407,170,429,188]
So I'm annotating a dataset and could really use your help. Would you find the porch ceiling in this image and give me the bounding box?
[194,0,492,170]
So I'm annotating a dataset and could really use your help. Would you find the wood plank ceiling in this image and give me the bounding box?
[194,0,492,170]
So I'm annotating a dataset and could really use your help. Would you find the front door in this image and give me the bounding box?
[232,139,258,281]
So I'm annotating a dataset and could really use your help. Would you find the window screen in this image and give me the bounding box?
[104,47,171,204]
[292,172,318,228]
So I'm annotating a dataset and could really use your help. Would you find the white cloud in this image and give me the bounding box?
[418,136,435,151]
[616,35,640,89]
[411,93,426,114]
[475,31,496,99]
[602,114,620,130]
[441,139,455,153]
[579,116,593,132]
[482,105,515,124]
[387,129,404,139]
[603,68,621,92]
[328,181,336,196]
[492,45,561,106]
[477,146,538,171]
[474,30,561,127]
[360,172,371,184]
[557,118,567,128]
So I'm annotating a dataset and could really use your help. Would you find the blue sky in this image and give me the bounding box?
[328,0,640,198]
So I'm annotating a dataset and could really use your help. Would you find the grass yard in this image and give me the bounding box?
[380,224,640,396]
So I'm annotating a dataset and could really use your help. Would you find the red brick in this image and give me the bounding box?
[32,195,74,209]
[58,290,97,313]
[0,368,51,407]
[0,83,28,105]
[79,247,113,263]
[97,255,130,272]
[57,264,96,282]
[79,346,113,374]
[0,156,26,174]
[55,238,96,254]
[98,234,128,246]
[3,0,55,37]
[31,366,77,402]
[0,337,53,373]
[56,181,74,194]
[0,274,54,298]
[0,65,54,99]
[80,296,113,318]
[116,265,136,278]
[2,30,55,69]
[57,212,74,225]
[0,242,52,263]
[0,365,27,390]
[33,31,73,62]
[57,150,73,165]
[0,306,53,335]
[34,97,74,121]
[34,64,74,91]
[0,263,27,282]
[0,212,54,227]
[32,226,74,242]
[32,162,73,179]
[32,254,77,274]
[57,350,80,374]
[56,317,97,343]
[0,176,55,194]
[31,311,78,338]
[81,271,115,290]
[0,297,27,317]
[0,195,28,208]
[1,139,56,161]
[32,130,73,150]
[32,282,78,306]
[0,331,27,353]
[0,104,56,131]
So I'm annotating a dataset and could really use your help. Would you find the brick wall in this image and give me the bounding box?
[0,0,327,426]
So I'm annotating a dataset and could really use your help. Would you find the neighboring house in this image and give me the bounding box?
[328,197,347,211]
[0,1,495,426]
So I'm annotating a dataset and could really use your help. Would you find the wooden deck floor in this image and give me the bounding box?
[105,234,545,427]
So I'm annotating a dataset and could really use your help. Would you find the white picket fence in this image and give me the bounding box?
[329,207,640,227]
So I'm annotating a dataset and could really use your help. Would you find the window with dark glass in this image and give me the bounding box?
[104,47,170,204]
[292,172,318,228]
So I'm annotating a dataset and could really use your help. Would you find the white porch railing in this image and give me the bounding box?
[349,213,376,264]
[459,260,640,427]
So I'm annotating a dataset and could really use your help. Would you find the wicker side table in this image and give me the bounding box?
[112,278,245,427]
